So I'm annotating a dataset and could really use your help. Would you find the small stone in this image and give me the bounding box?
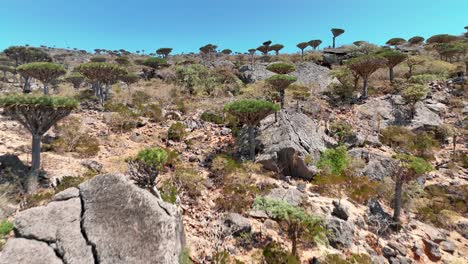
[383,246,397,258]
[263,219,279,230]
[224,213,251,236]
[440,240,455,253]
[52,187,79,201]
[331,200,349,221]
[423,239,442,261]
[388,241,407,256]
[80,160,103,173]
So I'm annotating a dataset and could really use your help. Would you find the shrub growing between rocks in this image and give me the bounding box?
[254,197,326,258]
[168,122,186,142]
[127,147,168,196]
[51,116,100,157]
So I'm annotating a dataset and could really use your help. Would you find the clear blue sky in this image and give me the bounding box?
[1,0,467,54]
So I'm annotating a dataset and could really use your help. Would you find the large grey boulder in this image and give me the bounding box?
[0,174,186,264]
[79,174,186,264]
[240,111,333,179]
[13,197,94,264]
[0,238,63,264]
[326,218,354,249]
[238,62,333,92]
[265,187,306,206]
[348,148,397,180]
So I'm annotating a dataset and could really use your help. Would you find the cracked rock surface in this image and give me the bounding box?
[240,111,333,179]
[0,238,63,264]
[0,174,186,264]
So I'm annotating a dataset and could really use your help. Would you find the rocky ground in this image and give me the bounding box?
[0,49,467,263]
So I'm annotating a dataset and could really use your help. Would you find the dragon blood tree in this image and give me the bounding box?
[224,99,279,160]
[0,94,78,193]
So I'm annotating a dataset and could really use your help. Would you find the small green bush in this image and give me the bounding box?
[56,176,87,192]
[322,253,372,264]
[168,122,186,142]
[172,167,205,199]
[329,120,355,144]
[262,242,299,264]
[210,154,241,177]
[317,146,349,176]
[0,220,13,237]
[200,111,224,124]
[140,103,163,122]
[215,173,260,213]
[136,148,168,170]
[51,117,100,158]
[160,181,178,204]
[409,74,444,84]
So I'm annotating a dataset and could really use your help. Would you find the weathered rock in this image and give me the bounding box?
[52,187,80,201]
[81,160,103,173]
[412,242,424,260]
[0,238,62,264]
[423,239,442,261]
[238,62,333,92]
[383,246,397,258]
[348,148,397,180]
[440,240,455,253]
[331,200,349,221]
[241,111,332,179]
[409,101,443,130]
[388,241,407,256]
[455,221,468,239]
[326,218,354,249]
[79,173,185,264]
[13,197,94,264]
[224,213,251,236]
[265,187,306,206]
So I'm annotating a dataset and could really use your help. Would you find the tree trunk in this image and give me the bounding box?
[28,134,42,193]
[332,36,336,48]
[393,177,403,222]
[280,89,285,109]
[389,67,394,82]
[23,76,31,93]
[43,83,49,95]
[301,50,304,60]
[248,126,255,161]
[99,85,104,105]
[362,78,368,99]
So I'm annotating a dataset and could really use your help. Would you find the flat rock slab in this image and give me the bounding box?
[79,173,185,264]
[13,197,94,264]
[0,174,186,264]
[0,238,63,264]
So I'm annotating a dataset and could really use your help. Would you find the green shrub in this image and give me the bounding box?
[172,167,205,199]
[262,242,299,264]
[215,173,260,213]
[140,103,163,122]
[329,120,355,144]
[134,148,167,169]
[322,253,372,264]
[179,248,192,264]
[131,90,151,106]
[0,220,13,237]
[401,84,428,105]
[51,117,100,158]
[160,181,178,204]
[254,197,326,258]
[210,154,241,177]
[200,111,224,124]
[56,176,87,192]
[168,122,186,142]
[409,74,444,84]
[317,146,349,176]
